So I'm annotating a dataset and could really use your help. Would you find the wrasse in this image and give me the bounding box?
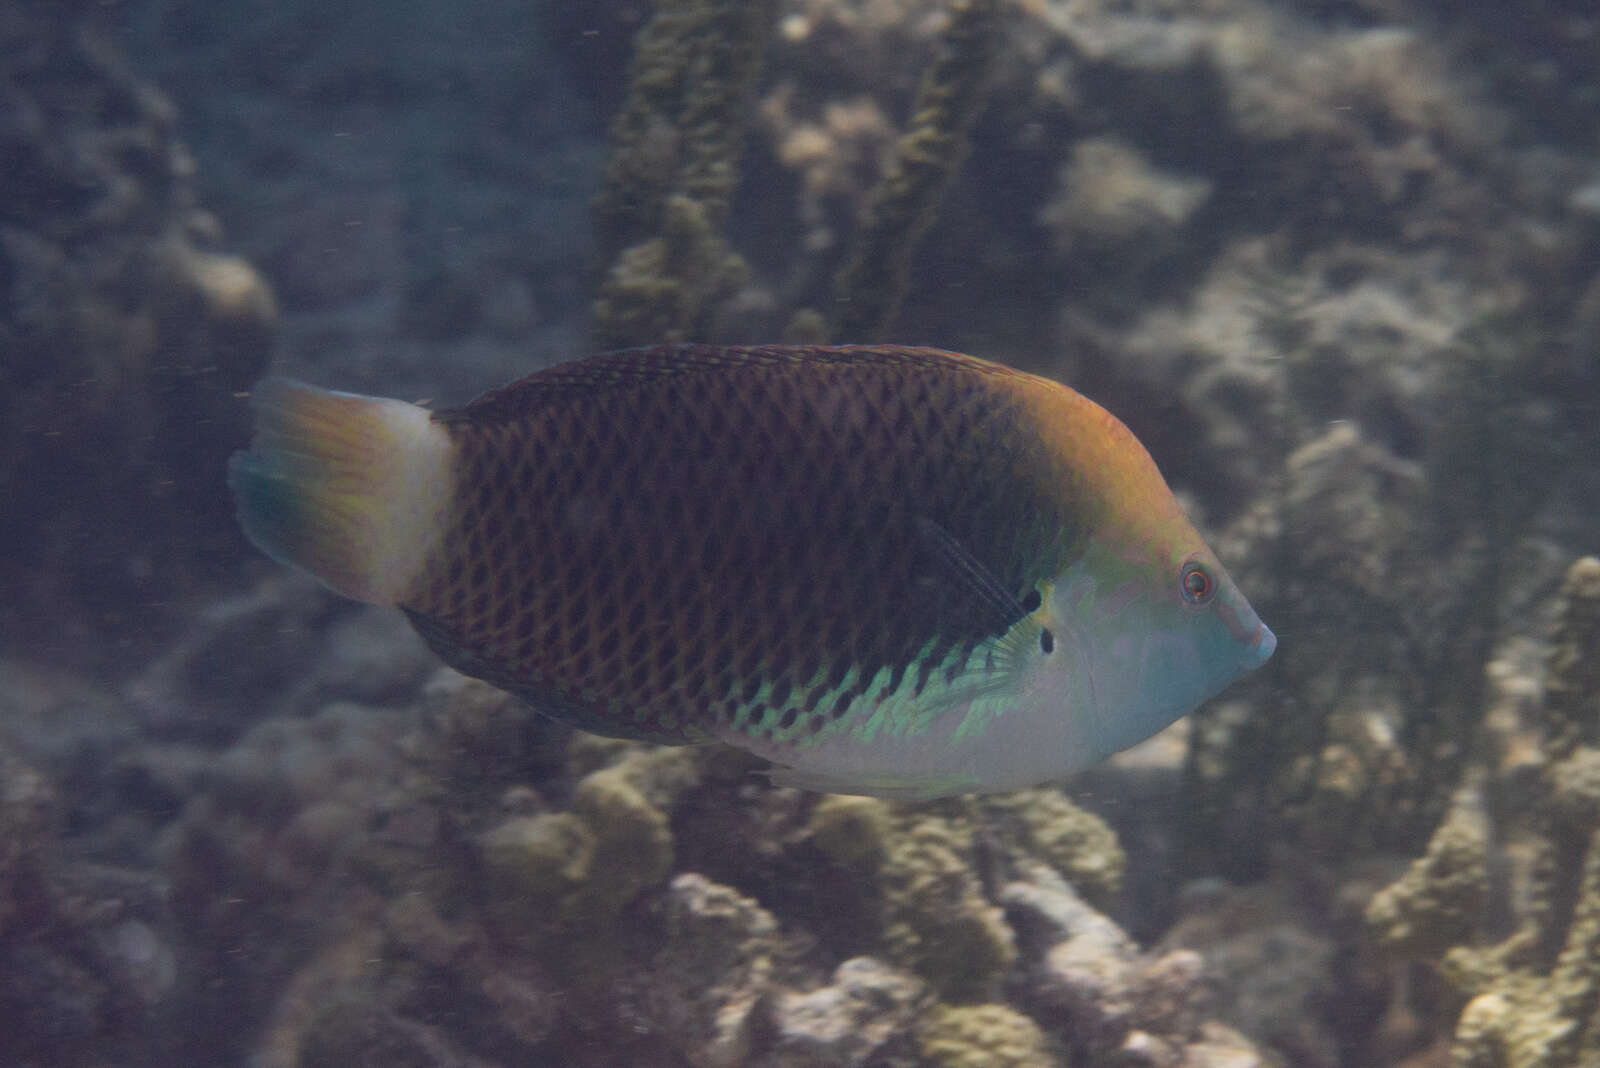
[229,344,1274,798]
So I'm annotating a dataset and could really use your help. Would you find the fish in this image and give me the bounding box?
[228,344,1275,798]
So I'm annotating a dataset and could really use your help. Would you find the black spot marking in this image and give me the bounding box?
[1040,629,1054,655]
[1020,589,1042,613]
[778,707,799,730]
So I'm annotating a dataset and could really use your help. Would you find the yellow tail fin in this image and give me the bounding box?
[227,378,453,604]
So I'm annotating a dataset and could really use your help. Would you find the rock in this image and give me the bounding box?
[1007,860,1262,1064]
[772,957,926,1067]
[982,789,1127,911]
[297,998,495,1068]
[1002,858,1136,965]
[654,873,779,1068]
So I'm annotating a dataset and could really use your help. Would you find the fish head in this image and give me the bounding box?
[1037,528,1275,764]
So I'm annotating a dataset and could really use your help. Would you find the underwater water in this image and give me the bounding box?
[2,0,1599,1064]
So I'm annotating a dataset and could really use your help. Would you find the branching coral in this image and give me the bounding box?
[1364,558,1600,1067]
[830,0,999,340]
[589,0,775,349]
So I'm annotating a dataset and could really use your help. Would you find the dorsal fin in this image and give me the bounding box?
[438,344,1020,425]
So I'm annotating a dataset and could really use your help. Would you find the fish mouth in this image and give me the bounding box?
[1246,622,1277,668]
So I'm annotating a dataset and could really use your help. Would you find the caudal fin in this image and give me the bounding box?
[227,378,453,605]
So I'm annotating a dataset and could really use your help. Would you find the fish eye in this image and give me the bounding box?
[1179,560,1215,605]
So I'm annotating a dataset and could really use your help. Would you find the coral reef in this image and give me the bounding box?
[589,0,776,349]
[915,1002,1054,1067]
[0,737,177,1065]
[0,0,275,663]
[829,0,1000,339]
[1444,558,1600,1067]
[5,0,1600,1064]
[110,673,1261,1065]
[770,956,925,1065]
[876,807,1019,1003]
[1035,136,1212,300]
[1362,558,1600,1066]
[1365,787,1490,963]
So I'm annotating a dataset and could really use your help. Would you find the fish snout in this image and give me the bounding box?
[1247,621,1277,668]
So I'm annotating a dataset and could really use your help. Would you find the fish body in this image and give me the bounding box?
[229,344,1274,797]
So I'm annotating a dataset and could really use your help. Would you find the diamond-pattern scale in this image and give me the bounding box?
[399,345,1079,744]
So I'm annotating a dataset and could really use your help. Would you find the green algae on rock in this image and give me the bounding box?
[808,794,894,871]
[916,1002,1057,1068]
[478,739,697,947]
[801,789,1126,1003]
[881,811,1018,1003]
[981,788,1126,909]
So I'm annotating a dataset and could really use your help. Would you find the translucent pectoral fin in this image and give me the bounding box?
[911,515,1030,636]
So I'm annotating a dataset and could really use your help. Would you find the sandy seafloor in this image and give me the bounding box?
[3,0,1600,1064]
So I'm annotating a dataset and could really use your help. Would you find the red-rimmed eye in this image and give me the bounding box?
[1180,561,1215,605]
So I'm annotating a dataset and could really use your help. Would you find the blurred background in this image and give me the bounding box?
[2,0,1598,1064]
